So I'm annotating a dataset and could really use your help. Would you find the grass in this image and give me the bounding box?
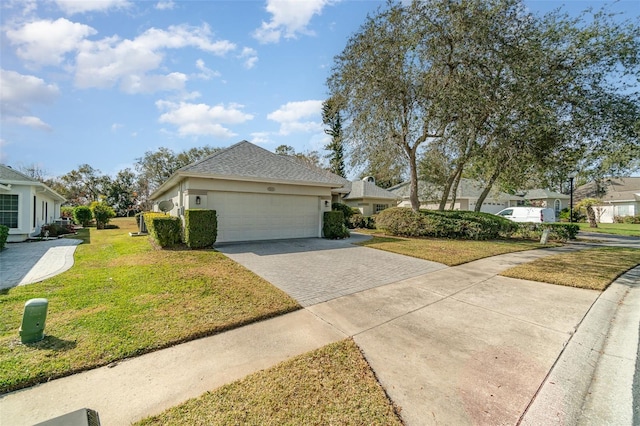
[577,222,640,237]
[356,235,560,266]
[0,218,299,394]
[501,247,640,290]
[135,339,403,426]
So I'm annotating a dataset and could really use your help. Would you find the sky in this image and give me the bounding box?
[1,0,638,179]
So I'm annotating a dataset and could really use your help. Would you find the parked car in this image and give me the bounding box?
[496,207,556,223]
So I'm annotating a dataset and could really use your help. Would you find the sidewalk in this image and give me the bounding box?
[4,245,636,425]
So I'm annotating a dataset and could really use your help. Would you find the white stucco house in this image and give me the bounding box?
[0,164,66,242]
[389,178,523,213]
[517,189,571,218]
[150,141,347,243]
[341,179,401,216]
[575,177,640,223]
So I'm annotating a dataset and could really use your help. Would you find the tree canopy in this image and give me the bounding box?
[328,0,639,211]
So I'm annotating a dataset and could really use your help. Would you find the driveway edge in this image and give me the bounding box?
[519,266,640,425]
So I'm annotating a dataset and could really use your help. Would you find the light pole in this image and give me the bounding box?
[568,174,575,223]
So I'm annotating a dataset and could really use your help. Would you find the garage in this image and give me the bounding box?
[213,192,321,243]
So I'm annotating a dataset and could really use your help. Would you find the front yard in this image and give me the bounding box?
[0,218,299,393]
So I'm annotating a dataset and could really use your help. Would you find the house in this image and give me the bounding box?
[150,141,346,243]
[389,178,523,213]
[340,178,401,216]
[0,164,66,242]
[517,189,571,218]
[574,177,640,223]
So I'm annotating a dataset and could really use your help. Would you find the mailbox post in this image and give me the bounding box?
[20,298,48,344]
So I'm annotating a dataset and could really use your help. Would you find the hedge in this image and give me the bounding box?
[323,211,350,239]
[184,209,217,249]
[0,225,8,250]
[144,212,182,248]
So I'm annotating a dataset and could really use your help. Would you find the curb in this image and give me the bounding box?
[519,266,640,425]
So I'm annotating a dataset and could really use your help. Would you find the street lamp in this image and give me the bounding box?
[568,173,576,223]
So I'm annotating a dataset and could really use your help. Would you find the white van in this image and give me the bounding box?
[496,207,556,223]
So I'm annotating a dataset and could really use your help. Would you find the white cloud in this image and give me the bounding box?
[253,0,333,44]
[75,24,235,92]
[239,47,258,69]
[194,59,220,80]
[155,0,175,10]
[0,69,58,131]
[6,18,97,67]
[250,131,272,144]
[156,100,254,138]
[267,100,323,135]
[111,123,123,132]
[54,0,131,15]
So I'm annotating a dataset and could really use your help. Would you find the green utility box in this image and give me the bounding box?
[20,298,48,344]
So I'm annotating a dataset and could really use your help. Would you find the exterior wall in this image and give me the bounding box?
[344,198,395,216]
[596,201,637,223]
[3,184,63,242]
[396,198,509,213]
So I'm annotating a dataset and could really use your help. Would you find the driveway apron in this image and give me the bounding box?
[217,234,447,306]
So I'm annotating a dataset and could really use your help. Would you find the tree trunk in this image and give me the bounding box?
[586,206,598,228]
[475,169,501,212]
[449,170,462,210]
[408,149,420,211]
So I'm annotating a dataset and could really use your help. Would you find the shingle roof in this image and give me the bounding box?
[522,189,570,200]
[342,180,400,201]
[389,179,522,203]
[0,164,39,183]
[575,177,640,202]
[179,141,346,185]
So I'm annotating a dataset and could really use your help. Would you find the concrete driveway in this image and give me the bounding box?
[217,233,447,306]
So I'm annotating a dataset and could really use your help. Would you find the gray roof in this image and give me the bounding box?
[152,141,346,198]
[522,189,570,200]
[389,179,522,203]
[342,180,400,201]
[0,164,39,183]
[576,177,640,202]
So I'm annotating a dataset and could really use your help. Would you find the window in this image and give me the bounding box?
[554,199,561,216]
[374,204,389,214]
[0,194,19,228]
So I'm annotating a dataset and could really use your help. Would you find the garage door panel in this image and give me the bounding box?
[214,192,320,242]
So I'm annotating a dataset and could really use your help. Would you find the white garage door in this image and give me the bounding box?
[213,192,321,242]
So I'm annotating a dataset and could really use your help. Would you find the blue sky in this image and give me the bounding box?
[1,0,638,179]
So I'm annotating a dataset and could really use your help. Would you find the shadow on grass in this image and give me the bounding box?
[24,335,77,352]
[66,228,91,245]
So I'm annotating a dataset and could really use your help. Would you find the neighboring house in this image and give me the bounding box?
[389,178,523,213]
[0,164,66,242]
[516,189,570,219]
[574,177,640,223]
[340,178,401,216]
[149,141,346,243]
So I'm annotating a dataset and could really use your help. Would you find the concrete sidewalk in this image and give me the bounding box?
[0,238,82,290]
[3,246,631,426]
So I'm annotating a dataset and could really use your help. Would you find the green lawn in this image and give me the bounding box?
[357,235,560,266]
[136,339,403,426]
[0,218,299,393]
[500,246,640,290]
[577,222,640,237]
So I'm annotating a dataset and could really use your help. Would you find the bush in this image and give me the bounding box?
[144,213,182,248]
[90,201,116,229]
[332,203,356,228]
[0,225,8,250]
[184,209,217,249]
[323,211,349,239]
[73,206,93,227]
[614,215,640,224]
[376,208,519,240]
[349,213,376,229]
[39,223,75,237]
[513,223,579,241]
[60,206,75,220]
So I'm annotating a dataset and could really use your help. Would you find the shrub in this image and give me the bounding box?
[349,213,376,229]
[614,215,640,224]
[513,223,579,241]
[184,209,217,249]
[90,201,116,229]
[332,203,356,228]
[323,211,349,239]
[39,223,75,237]
[0,225,8,250]
[376,208,428,237]
[73,206,93,227]
[60,206,75,220]
[144,213,182,248]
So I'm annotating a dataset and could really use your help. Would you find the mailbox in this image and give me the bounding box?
[20,298,48,344]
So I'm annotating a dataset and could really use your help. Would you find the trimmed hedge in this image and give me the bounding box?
[323,211,350,239]
[144,212,182,248]
[0,225,8,250]
[514,223,579,241]
[376,208,519,240]
[349,213,376,229]
[184,209,217,249]
[73,206,93,227]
